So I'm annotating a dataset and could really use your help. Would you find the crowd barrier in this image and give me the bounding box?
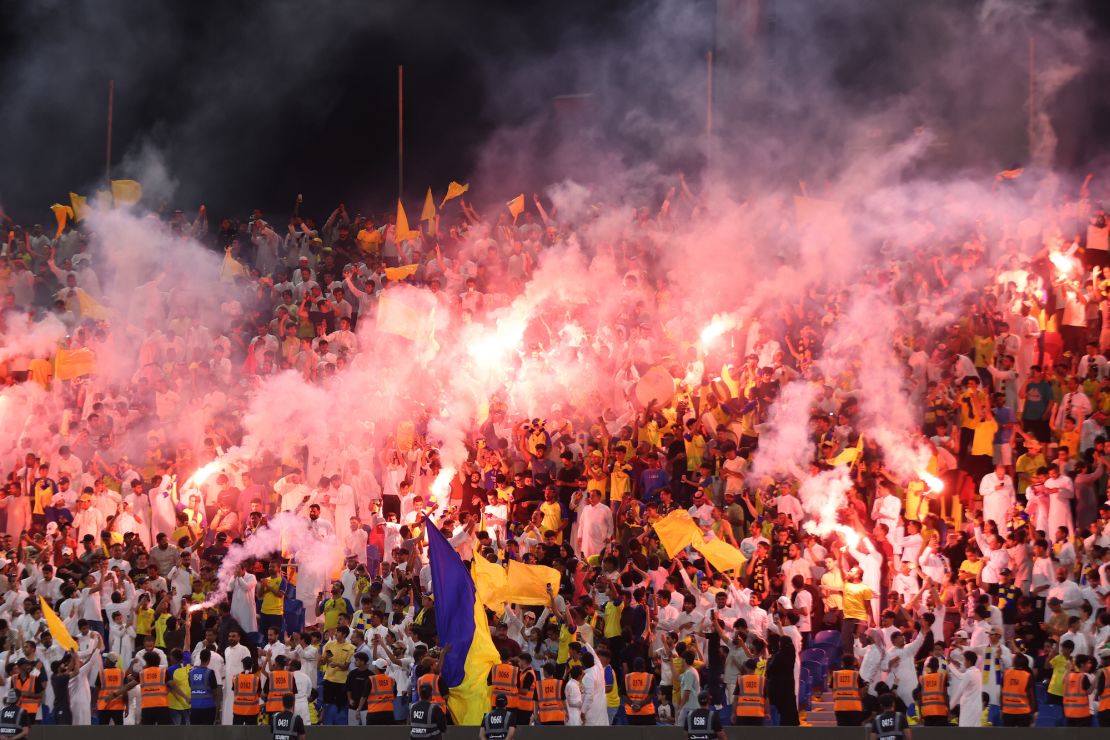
[22,727,1110,740]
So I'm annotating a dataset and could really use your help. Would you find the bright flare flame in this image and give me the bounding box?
[920,472,944,493]
[1050,251,1076,276]
[184,460,222,490]
[699,315,734,348]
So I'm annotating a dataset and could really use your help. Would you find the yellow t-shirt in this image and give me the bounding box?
[971,418,998,457]
[168,665,191,710]
[958,559,983,579]
[609,465,632,503]
[320,597,351,632]
[539,501,564,543]
[322,639,355,684]
[154,613,171,648]
[136,607,155,636]
[261,577,286,615]
[556,624,576,664]
[603,601,623,639]
[1047,654,1068,696]
[842,582,873,621]
[1058,430,1079,459]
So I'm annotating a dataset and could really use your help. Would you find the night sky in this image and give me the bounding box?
[0,0,1108,224]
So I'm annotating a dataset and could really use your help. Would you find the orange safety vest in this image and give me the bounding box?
[367,674,395,713]
[13,675,40,715]
[920,672,948,717]
[1099,667,1110,713]
[418,673,446,709]
[516,668,536,712]
[140,667,168,709]
[535,678,566,723]
[623,672,655,716]
[233,673,261,716]
[1063,672,1090,719]
[1001,670,1031,715]
[832,670,862,713]
[265,670,294,712]
[97,668,127,710]
[734,674,765,718]
[490,663,519,708]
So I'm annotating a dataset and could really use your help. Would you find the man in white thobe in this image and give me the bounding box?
[575,490,613,560]
[978,466,1014,530]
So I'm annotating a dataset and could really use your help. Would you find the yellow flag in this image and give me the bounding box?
[50,204,74,238]
[693,536,747,574]
[507,193,524,221]
[651,509,701,558]
[383,263,419,282]
[75,288,112,320]
[70,193,88,222]
[54,348,98,381]
[395,199,420,243]
[505,560,560,606]
[40,596,78,651]
[110,179,143,205]
[471,553,508,615]
[28,359,53,389]
[439,180,469,208]
[221,249,248,282]
[421,187,437,223]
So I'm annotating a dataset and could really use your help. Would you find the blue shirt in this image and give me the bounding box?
[993,407,1015,444]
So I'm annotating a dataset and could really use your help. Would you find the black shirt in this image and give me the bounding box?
[346,668,372,705]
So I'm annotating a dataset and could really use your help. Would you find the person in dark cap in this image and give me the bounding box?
[409,682,446,739]
[684,691,723,740]
[480,693,516,740]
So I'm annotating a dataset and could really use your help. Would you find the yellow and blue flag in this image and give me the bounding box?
[427,523,499,724]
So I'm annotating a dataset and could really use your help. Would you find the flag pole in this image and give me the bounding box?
[398,65,404,199]
[1027,36,1036,162]
[106,79,115,182]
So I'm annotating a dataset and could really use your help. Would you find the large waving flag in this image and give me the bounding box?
[428,523,499,724]
[40,597,78,651]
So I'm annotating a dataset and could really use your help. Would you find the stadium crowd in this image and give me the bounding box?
[0,175,1109,731]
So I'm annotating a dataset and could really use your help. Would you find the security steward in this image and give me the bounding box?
[535,663,567,725]
[917,657,949,726]
[869,693,911,740]
[9,661,43,725]
[480,693,516,740]
[1096,649,1110,728]
[832,655,865,727]
[1000,654,1037,727]
[515,654,537,726]
[96,654,128,725]
[732,659,768,726]
[623,657,657,726]
[488,652,519,710]
[685,691,725,740]
[232,656,262,725]
[189,649,221,725]
[1063,657,1094,727]
[135,651,174,725]
[0,689,30,740]
[410,682,448,739]
[366,658,398,725]
[271,694,306,740]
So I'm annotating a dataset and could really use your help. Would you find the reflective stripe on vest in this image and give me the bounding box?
[1099,667,1110,712]
[920,672,948,717]
[832,670,862,713]
[535,678,566,723]
[734,675,765,718]
[516,668,536,712]
[409,701,441,737]
[367,674,396,713]
[234,673,261,715]
[418,674,445,709]
[1001,670,1031,714]
[624,672,655,716]
[1063,672,1090,718]
[490,664,519,708]
[265,670,294,712]
[140,667,168,708]
[189,667,216,709]
[98,668,127,710]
